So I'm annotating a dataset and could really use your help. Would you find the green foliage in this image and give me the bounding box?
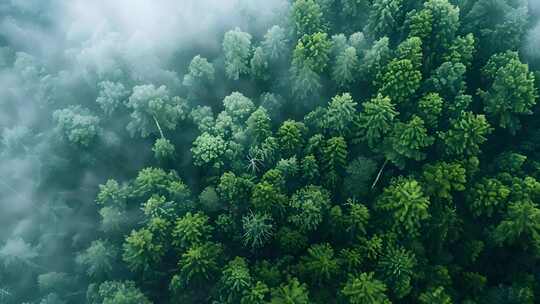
[219,257,253,303]
[242,212,273,249]
[270,277,310,304]
[276,156,300,179]
[191,105,215,133]
[262,26,288,62]
[345,199,370,236]
[277,120,306,156]
[76,240,118,280]
[94,281,151,304]
[251,47,269,80]
[478,51,538,134]
[251,181,287,217]
[183,55,215,97]
[247,107,272,144]
[376,177,430,236]
[344,156,378,198]
[292,32,332,74]
[322,136,348,186]
[191,132,227,168]
[463,0,529,57]
[412,0,460,65]
[300,243,339,285]
[99,206,130,234]
[25,2,540,304]
[291,0,325,37]
[288,185,331,232]
[468,178,510,218]
[377,246,417,298]
[417,93,443,129]
[38,272,71,294]
[493,200,540,250]
[132,167,176,198]
[223,92,255,123]
[341,272,391,304]
[418,286,452,304]
[439,111,492,156]
[301,154,320,183]
[96,179,127,206]
[277,227,309,254]
[426,61,466,100]
[443,34,475,67]
[332,47,359,88]
[325,93,357,137]
[359,37,391,81]
[223,28,252,80]
[96,81,129,116]
[241,281,270,304]
[366,0,403,39]
[53,106,100,146]
[383,115,434,168]
[493,152,527,174]
[122,228,165,273]
[422,161,466,200]
[217,171,254,208]
[173,242,223,288]
[198,186,221,213]
[396,36,423,70]
[290,61,322,100]
[126,84,187,138]
[480,284,535,304]
[377,59,422,105]
[356,94,398,148]
[172,212,213,249]
[152,138,175,161]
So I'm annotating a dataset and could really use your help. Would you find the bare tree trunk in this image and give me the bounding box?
[153,115,165,138]
[371,159,388,189]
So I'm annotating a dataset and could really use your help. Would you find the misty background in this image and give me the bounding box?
[0,0,539,302]
[0,0,287,302]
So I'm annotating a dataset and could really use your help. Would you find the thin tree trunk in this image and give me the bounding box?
[153,115,165,138]
[371,159,388,189]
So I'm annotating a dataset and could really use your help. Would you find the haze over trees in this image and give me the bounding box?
[1,0,540,303]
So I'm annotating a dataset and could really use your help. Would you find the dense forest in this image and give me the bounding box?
[1,0,540,303]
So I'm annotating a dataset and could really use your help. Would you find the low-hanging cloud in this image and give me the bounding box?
[0,0,286,302]
[525,0,540,63]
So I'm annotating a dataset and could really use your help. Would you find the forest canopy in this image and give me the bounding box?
[1,0,540,303]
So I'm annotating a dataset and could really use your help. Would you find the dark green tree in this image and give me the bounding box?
[171,242,223,289]
[223,28,252,80]
[478,51,538,134]
[288,185,331,232]
[242,212,273,249]
[219,257,253,303]
[439,111,492,156]
[291,0,326,37]
[377,246,417,299]
[356,94,398,148]
[299,243,340,285]
[172,212,213,249]
[375,177,430,236]
[270,278,310,304]
[341,272,391,304]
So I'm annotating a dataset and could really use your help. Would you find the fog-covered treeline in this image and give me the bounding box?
[1,0,540,303]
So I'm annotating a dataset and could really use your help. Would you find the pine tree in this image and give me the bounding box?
[376,177,430,236]
[356,94,398,148]
[341,272,391,304]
